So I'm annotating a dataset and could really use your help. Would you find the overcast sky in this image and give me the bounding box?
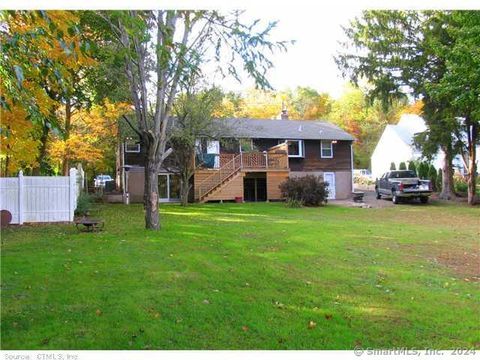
[215,7,362,98]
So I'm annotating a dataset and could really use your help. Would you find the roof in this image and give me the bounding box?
[212,118,355,141]
[388,114,427,146]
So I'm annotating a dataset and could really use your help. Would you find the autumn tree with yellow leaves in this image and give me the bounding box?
[1,11,130,177]
[48,101,130,175]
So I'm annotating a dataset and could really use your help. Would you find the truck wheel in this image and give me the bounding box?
[420,196,428,204]
[392,192,400,204]
[376,190,381,200]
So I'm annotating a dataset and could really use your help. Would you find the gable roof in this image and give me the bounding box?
[212,118,354,141]
[388,114,427,146]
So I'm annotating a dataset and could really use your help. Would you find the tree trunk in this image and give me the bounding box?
[466,120,478,205]
[62,99,72,176]
[180,173,191,206]
[115,131,123,191]
[144,155,160,230]
[32,123,50,175]
[3,154,9,176]
[439,146,455,200]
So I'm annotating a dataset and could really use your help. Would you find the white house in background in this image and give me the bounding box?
[371,114,468,178]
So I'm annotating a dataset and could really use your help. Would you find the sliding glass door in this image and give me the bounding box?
[158,174,180,202]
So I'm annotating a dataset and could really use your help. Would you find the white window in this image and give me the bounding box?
[321,141,333,158]
[125,143,140,153]
[282,140,304,158]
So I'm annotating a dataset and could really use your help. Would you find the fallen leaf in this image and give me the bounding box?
[95,309,102,316]
[308,320,317,329]
[242,325,249,332]
[273,301,285,309]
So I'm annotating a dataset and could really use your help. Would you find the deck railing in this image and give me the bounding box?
[217,152,288,170]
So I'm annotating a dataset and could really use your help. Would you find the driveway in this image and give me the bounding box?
[331,191,433,208]
[361,190,395,208]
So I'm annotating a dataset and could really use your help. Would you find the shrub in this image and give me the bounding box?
[428,165,437,191]
[390,162,396,170]
[436,168,442,191]
[399,162,407,170]
[75,193,94,216]
[454,176,468,195]
[417,162,429,179]
[285,199,304,208]
[279,175,328,206]
[408,161,416,173]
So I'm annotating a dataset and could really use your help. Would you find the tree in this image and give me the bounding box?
[100,11,289,229]
[408,161,417,173]
[327,85,407,168]
[0,102,41,176]
[437,168,443,192]
[399,162,407,170]
[428,164,438,191]
[426,11,480,204]
[390,162,396,170]
[289,87,332,120]
[48,100,131,175]
[170,88,226,206]
[0,11,97,175]
[417,162,428,180]
[336,11,458,200]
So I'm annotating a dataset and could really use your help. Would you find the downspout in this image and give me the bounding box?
[350,142,354,192]
[122,142,126,196]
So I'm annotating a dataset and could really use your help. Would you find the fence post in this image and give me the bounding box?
[18,170,24,225]
[69,168,77,221]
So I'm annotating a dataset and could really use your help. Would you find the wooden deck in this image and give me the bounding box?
[194,149,289,202]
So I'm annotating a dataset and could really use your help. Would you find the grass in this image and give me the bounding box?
[1,201,479,349]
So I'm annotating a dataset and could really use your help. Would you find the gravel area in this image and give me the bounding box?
[331,190,432,208]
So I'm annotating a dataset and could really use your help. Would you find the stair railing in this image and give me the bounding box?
[197,154,242,200]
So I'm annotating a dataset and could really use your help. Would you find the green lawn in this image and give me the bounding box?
[1,201,479,349]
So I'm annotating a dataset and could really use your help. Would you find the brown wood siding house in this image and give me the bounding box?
[120,117,355,203]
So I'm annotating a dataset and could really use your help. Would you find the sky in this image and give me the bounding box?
[216,7,362,98]
[4,0,477,99]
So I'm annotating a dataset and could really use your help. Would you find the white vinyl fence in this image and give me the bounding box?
[0,168,83,224]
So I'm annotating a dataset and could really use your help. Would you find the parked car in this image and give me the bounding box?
[94,174,114,188]
[375,170,432,204]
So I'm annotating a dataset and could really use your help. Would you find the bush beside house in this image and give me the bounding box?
[279,175,328,207]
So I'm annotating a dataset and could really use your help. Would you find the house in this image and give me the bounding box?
[371,114,476,178]
[119,116,355,203]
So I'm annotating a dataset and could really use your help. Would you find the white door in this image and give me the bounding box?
[207,140,220,168]
[323,172,336,200]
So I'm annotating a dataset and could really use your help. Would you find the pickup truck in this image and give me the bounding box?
[375,170,432,204]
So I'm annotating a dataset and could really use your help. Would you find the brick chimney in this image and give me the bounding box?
[280,102,289,120]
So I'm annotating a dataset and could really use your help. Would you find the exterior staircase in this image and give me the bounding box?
[196,154,242,202]
[195,149,289,202]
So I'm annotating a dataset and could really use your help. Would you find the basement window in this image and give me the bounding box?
[321,141,333,158]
